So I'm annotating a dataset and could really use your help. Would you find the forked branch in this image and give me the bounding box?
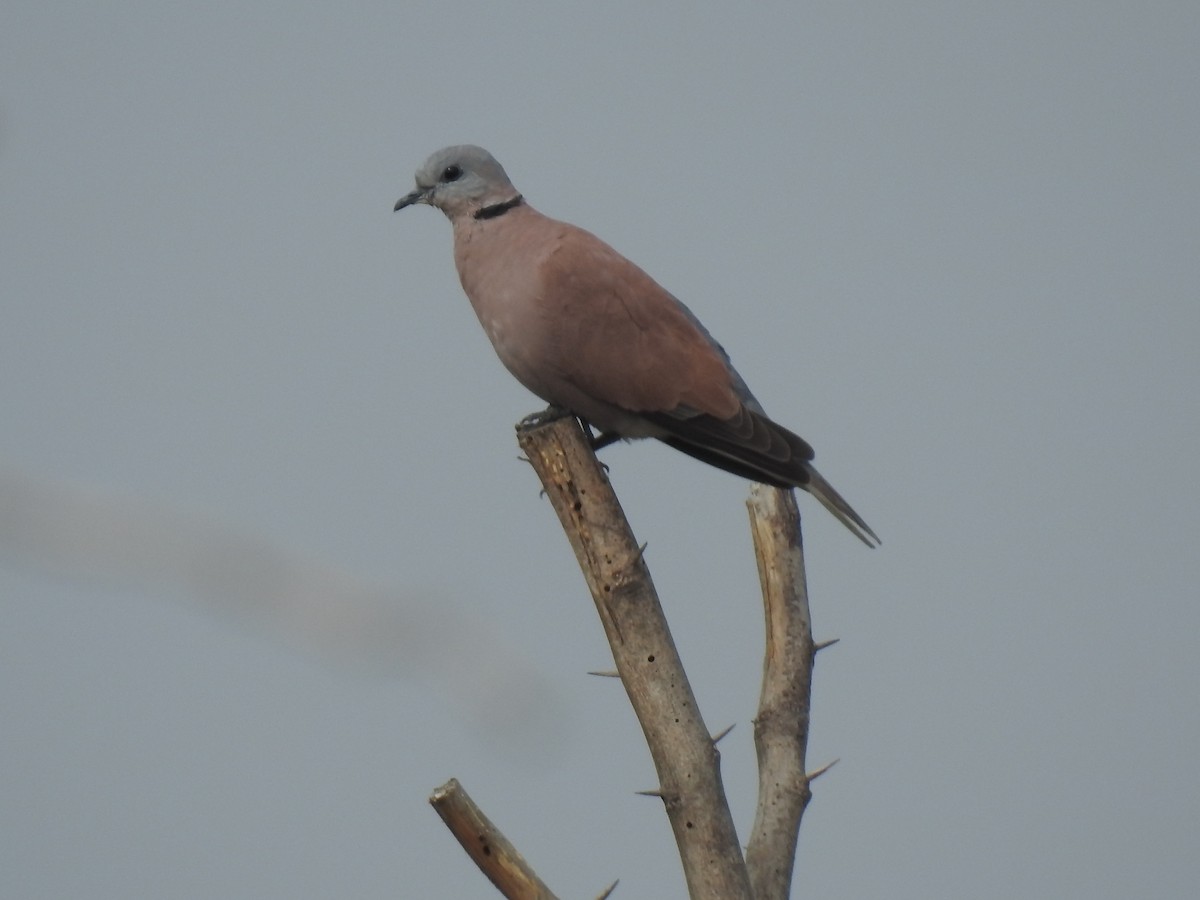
[431,421,826,899]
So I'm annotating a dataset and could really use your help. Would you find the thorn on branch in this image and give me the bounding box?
[635,788,665,798]
[588,669,622,678]
[805,758,840,782]
[711,723,736,745]
[814,637,840,652]
[595,878,620,899]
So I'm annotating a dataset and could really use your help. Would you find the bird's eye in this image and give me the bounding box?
[441,165,463,183]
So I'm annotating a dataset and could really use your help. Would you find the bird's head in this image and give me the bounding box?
[394,145,520,220]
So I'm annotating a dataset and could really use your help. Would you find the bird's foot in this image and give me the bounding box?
[517,405,574,431]
[516,410,613,473]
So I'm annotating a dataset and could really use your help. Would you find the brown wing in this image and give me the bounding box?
[534,224,742,419]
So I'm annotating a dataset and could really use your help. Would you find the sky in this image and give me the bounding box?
[2,2,1198,898]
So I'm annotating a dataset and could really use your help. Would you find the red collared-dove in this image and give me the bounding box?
[395,145,878,547]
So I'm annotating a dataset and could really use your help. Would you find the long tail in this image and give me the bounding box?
[643,407,880,547]
[802,465,880,548]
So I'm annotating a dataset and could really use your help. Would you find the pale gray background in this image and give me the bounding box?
[3,2,1197,898]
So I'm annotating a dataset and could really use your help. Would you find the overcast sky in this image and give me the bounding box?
[3,2,1198,898]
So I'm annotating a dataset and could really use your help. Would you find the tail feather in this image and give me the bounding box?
[641,407,879,548]
[802,466,880,548]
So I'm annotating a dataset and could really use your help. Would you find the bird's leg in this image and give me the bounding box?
[590,431,621,451]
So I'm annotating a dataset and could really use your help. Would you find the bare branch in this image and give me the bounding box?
[517,417,753,900]
[429,779,558,900]
[744,485,818,900]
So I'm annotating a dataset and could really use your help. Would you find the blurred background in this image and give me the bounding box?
[3,2,1197,897]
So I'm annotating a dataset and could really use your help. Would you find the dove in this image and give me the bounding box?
[395,145,877,546]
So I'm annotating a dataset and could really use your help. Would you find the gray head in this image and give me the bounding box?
[393,145,521,220]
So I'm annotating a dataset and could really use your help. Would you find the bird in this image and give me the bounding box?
[394,145,878,547]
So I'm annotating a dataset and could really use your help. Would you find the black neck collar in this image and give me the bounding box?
[474,195,524,220]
